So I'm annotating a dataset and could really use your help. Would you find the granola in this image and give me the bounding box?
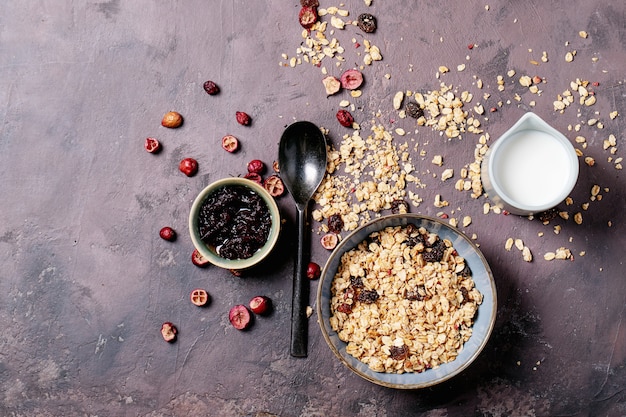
[329,224,482,374]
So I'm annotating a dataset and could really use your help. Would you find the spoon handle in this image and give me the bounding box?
[290,206,309,357]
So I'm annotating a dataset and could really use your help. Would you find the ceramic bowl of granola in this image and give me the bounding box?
[317,214,496,389]
[188,177,281,270]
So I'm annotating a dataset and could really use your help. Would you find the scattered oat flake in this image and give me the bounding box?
[505,238,514,251]
[579,30,588,38]
[522,246,533,262]
[462,216,472,227]
[514,238,524,251]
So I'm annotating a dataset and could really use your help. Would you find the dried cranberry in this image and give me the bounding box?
[336,110,354,128]
[203,80,219,95]
[264,175,285,197]
[190,289,210,306]
[321,233,338,250]
[357,13,377,33]
[340,69,364,90]
[144,137,161,153]
[191,249,210,268]
[306,262,321,280]
[299,6,318,29]
[357,289,379,304]
[327,214,344,233]
[249,296,271,315]
[229,305,252,330]
[405,101,424,119]
[236,111,251,126]
[244,172,262,184]
[247,159,265,174]
[159,226,176,241]
[336,303,352,314]
[222,135,239,152]
[179,158,198,177]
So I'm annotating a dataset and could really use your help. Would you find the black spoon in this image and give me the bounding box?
[278,121,327,357]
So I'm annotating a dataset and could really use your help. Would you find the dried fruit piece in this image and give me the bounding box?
[144,137,161,153]
[236,111,251,126]
[191,248,210,268]
[244,172,262,184]
[306,262,321,280]
[327,213,344,233]
[160,322,177,342]
[264,175,285,197]
[300,0,319,6]
[321,233,338,250]
[203,80,219,95]
[229,305,252,330]
[322,76,341,95]
[179,158,198,177]
[249,296,271,315]
[340,69,364,90]
[357,13,377,33]
[161,111,183,128]
[405,102,423,119]
[159,227,176,242]
[247,159,265,174]
[336,109,354,127]
[190,289,209,306]
[222,135,239,152]
[299,6,318,29]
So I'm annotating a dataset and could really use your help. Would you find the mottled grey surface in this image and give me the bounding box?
[1,1,625,416]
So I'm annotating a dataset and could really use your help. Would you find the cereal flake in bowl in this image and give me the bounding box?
[189,177,280,270]
[317,214,496,389]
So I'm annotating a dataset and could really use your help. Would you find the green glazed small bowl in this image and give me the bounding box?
[188,177,281,270]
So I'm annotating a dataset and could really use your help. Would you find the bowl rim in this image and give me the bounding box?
[316,213,497,389]
[188,177,281,270]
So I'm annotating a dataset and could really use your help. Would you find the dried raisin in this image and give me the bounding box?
[405,101,424,119]
[327,213,344,234]
[357,13,377,33]
[357,289,379,304]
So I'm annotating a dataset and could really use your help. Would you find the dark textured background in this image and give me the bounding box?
[0,1,625,416]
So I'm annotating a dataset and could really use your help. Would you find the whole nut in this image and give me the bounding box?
[161,111,183,128]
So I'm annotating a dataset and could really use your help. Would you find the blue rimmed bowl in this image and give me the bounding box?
[316,214,496,389]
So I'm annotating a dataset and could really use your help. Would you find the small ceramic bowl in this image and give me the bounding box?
[188,177,281,270]
[317,214,497,389]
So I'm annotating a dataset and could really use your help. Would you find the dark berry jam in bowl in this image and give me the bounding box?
[189,178,280,270]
